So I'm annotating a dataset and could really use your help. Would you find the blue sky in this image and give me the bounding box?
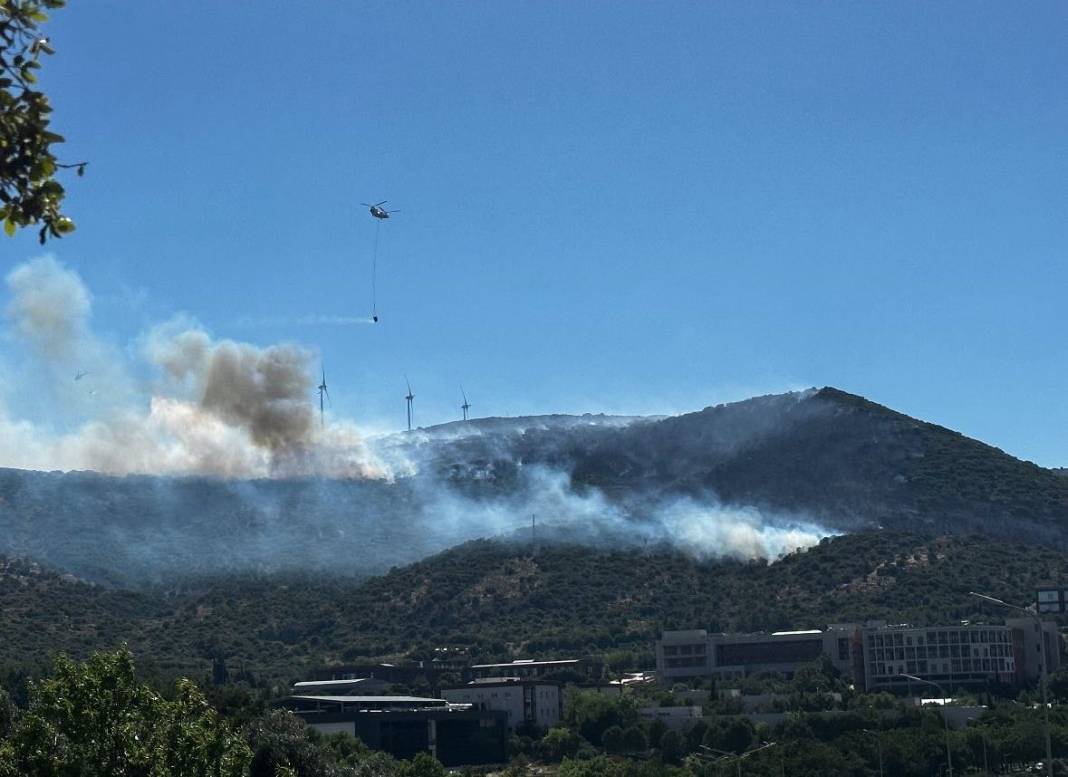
[4,2,1067,465]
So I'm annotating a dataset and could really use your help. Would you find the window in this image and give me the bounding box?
[1038,590,1060,603]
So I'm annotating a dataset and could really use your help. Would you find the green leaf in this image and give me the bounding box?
[3,219,15,237]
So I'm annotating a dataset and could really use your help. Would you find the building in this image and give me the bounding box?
[637,706,703,731]
[861,623,1015,690]
[465,657,603,683]
[284,695,507,766]
[441,678,563,731]
[655,627,858,685]
[1036,586,1068,615]
[657,618,1059,691]
[309,663,441,689]
[292,678,393,696]
[1006,617,1061,682]
[860,619,1059,691]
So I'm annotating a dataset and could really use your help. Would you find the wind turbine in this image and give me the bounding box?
[460,385,471,421]
[317,368,330,427]
[405,377,415,432]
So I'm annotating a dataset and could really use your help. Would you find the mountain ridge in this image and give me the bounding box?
[1,386,1066,586]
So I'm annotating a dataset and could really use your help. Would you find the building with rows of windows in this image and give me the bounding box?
[861,623,1017,690]
[1036,585,1068,614]
[655,627,858,686]
[657,618,1059,691]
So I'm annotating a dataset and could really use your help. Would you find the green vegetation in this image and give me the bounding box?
[0,649,451,777]
[4,536,1068,774]
[1,0,83,243]
[2,532,1067,686]
[10,648,1068,775]
[0,649,250,776]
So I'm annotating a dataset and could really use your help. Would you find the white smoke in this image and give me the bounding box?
[413,466,828,562]
[0,256,832,567]
[0,257,384,479]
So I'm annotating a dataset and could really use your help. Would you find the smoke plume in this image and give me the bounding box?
[0,256,833,582]
[1,257,382,478]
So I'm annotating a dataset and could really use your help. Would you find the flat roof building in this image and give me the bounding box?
[860,623,1016,690]
[465,657,603,682]
[442,678,563,731]
[284,695,506,766]
[291,678,393,696]
[656,627,858,685]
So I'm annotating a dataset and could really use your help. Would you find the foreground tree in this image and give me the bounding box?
[1,0,83,243]
[0,649,251,776]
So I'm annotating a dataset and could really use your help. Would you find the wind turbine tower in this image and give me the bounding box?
[461,385,471,421]
[405,377,415,432]
[317,368,330,427]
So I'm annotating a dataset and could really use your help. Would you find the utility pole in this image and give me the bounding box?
[970,592,1053,777]
[901,674,952,777]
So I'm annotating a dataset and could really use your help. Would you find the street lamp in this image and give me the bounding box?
[862,729,884,777]
[901,673,953,777]
[971,590,1053,777]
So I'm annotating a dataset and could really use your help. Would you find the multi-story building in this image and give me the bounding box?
[656,627,859,685]
[1006,617,1061,682]
[1036,586,1068,615]
[860,623,1017,690]
[658,619,1059,691]
[441,678,563,731]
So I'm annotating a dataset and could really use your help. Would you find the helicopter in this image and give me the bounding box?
[362,200,399,220]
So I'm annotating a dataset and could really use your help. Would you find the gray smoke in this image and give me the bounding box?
[1,257,383,479]
[4,255,92,360]
[0,256,832,583]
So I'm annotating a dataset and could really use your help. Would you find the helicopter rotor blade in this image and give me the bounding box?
[375,200,388,206]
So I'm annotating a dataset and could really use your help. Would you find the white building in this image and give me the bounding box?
[441,678,563,731]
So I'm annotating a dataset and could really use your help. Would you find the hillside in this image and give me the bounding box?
[3,532,1068,685]
[1,387,1067,586]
